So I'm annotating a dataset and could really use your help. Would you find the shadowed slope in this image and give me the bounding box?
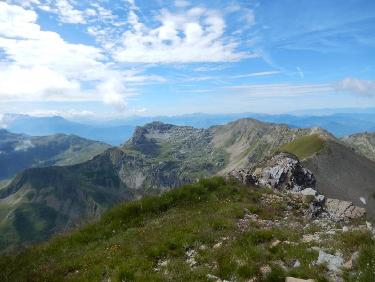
[303,140,375,219]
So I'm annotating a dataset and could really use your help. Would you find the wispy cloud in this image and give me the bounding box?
[296,67,304,79]
[336,77,375,97]
[226,83,333,97]
[232,71,281,79]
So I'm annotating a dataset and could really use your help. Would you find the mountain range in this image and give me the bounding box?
[1,114,134,146]
[1,118,375,252]
[3,110,375,145]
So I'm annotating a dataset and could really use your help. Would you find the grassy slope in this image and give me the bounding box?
[279,134,325,160]
[1,177,374,282]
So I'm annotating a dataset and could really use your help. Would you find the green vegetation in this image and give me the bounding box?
[279,134,325,160]
[1,177,373,281]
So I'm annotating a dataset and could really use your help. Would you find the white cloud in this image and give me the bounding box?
[54,0,86,24]
[0,2,142,111]
[336,77,375,97]
[0,65,81,101]
[23,109,95,119]
[7,0,117,24]
[112,2,248,63]
[100,79,128,112]
[193,65,227,72]
[232,71,281,78]
[4,0,41,8]
[241,8,255,25]
[226,83,333,97]
[187,76,216,81]
[174,0,190,8]
[226,78,375,99]
[296,67,304,79]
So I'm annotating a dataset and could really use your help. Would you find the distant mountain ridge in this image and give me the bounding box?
[2,111,375,146]
[0,129,111,180]
[2,114,135,145]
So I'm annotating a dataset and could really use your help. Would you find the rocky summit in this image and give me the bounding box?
[229,152,316,191]
[228,152,366,222]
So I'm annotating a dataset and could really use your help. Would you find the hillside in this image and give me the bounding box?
[0,177,374,282]
[278,134,325,160]
[0,129,111,180]
[0,119,324,251]
[341,132,375,162]
[1,119,374,252]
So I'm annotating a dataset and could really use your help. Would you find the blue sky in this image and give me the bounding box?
[0,0,374,120]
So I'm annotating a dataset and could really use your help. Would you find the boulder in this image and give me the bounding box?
[316,250,344,272]
[285,278,315,282]
[325,198,366,221]
[300,188,318,197]
[229,153,316,191]
[251,153,316,191]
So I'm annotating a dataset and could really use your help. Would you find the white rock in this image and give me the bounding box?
[360,197,367,205]
[300,188,317,197]
[302,234,316,243]
[207,274,219,280]
[293,260,301,268]
[260,265,271,276]
[316,250,344,273]
[199,244,207,251]
[271,239,281,248]
[286,277,315,282]
[315,194,325,203]
[213,242,222,249]
[342,226,349,232]
[366,221,372,230]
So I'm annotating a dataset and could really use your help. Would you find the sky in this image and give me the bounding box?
[0,0,374,120]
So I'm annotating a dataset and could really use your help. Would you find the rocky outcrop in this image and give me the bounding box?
[229,153,316,191]
[228,153,324,218]
[229,152,367,221]
[252,153,316,191]
[326,198,366,221]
